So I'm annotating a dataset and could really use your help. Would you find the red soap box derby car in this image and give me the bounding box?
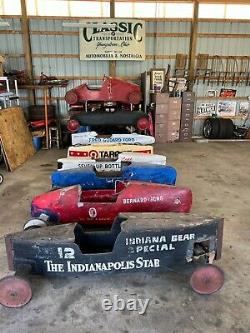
[25,181,192,229]
[65,76,142,106]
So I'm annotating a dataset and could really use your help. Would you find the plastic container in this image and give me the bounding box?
[32,136,42,151]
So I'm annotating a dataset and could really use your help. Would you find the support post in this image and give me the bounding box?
[109,0,116,77]
[188,0,199,91]
[20,0,35,103]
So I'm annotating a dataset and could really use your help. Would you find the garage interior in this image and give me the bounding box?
[0,1,250,332]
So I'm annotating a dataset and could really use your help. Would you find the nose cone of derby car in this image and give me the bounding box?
[51,164,177,189]
[31,182,192,225]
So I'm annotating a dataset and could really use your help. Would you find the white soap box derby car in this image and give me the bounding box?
[71,132,155,146]
[57,152,167,171]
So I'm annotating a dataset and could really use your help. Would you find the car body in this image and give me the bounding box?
[57,153,167,171]
[5,213,224,297]
[65,76,142,105]
[67,144,153,158]
[67,110,152,133]
[71,132,155,146]
[30,181,192,226]
[51,164,177,189]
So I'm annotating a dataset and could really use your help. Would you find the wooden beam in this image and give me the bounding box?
[20,0,33,80]
[109,0,116,77]
[20,0,34,103]
[188,0,199,91]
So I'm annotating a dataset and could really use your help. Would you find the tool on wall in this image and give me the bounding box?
[207,55,224,86]
[195,53,209,84]
[223,57,238,86]
[175,54,188,78]
[236,57,250,86]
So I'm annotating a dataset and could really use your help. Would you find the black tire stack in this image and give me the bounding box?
[203,117,234,139]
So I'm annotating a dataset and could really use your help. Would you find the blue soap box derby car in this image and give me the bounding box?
[51,163,177,189]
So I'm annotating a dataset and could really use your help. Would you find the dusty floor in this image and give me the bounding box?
[0,142,249,333]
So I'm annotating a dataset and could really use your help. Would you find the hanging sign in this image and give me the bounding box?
[79,19,145,61]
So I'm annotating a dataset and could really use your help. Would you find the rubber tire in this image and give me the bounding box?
[203,118,220,139]
[218,118,234,139]
[28,105,55,121]
[23,218,48,231]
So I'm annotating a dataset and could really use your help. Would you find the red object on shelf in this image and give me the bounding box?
[65,76,142,106]
[30,119,55,129]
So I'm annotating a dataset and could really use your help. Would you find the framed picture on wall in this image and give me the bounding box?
[150,69,166,92]
[238,101,249,117]
[219,89,237,98]
[217,101,237,117]
[195,102,217,117]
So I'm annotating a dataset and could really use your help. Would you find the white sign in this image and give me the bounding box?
[79,19,145,61]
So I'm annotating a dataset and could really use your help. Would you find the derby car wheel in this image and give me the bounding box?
[67,119,80,133]
[0,173,3,185]
[0,276,32,308]
[190,265,224,295]
[23,218,48,231]
[137,117,150,131]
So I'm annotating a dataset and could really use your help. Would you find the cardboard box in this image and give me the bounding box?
[155,104,168,115]
[166,108,181,121]
[169,97,182,110]
[155,120,180,134]
[155,113,167,124]
[152,92,169,104]
[155,131,179,143]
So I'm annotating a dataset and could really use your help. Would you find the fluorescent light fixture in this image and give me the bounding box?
[62,22,116,29]
[0,22,10,27]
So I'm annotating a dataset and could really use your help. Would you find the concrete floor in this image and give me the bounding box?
[0,142,249,333]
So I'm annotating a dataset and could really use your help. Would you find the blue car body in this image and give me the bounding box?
[51,164,177,189]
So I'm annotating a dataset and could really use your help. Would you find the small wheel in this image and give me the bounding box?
[0,276,32,308]
[190,264,224,295]
[23,218,48,231]
[0,173,3,185]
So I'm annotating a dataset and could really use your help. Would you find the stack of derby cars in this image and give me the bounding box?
[0,132,225,308]
[23,131,193,230]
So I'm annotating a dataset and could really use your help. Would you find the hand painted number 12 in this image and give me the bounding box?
[57,247,75,259]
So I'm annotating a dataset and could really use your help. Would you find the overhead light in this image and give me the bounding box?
[62,22,116,29]
[0,22,10,27]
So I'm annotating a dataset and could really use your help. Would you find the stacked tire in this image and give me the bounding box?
[203,117,234,139]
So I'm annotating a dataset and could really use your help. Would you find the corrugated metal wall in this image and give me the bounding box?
[1,17,250,134]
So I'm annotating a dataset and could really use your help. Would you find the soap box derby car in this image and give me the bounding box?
[67,110,153,135]
[71,132,155,146]
[67,144,153,158]
[51,164,177,189]
[0,213,224,307]
[65,76,142,106]
[24,181,192,230]
[57,153,167,171]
